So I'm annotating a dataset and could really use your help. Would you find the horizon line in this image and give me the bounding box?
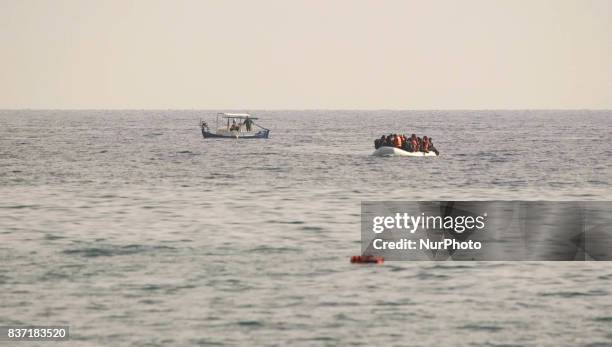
[1,108,611,112]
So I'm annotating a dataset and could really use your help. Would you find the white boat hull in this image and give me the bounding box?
[372,146,438,157]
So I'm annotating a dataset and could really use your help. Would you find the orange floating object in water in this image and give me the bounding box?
[350,255,384,264]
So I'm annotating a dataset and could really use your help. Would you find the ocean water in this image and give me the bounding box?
[0,110,611,346]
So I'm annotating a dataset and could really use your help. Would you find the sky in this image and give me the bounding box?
[0,0,610,109]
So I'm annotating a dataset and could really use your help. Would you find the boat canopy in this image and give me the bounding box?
[217,112,258,120]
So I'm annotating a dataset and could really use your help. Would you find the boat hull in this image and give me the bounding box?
[372,146,438,157]
[201,128,269,139]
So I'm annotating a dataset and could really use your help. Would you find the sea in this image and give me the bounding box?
[0,110,611,346]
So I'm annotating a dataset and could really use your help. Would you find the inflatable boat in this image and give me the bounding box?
[372,146,438,157]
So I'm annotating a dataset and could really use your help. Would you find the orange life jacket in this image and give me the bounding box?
[394,136,402,148]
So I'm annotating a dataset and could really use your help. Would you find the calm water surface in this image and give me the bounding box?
[1,110,611,346]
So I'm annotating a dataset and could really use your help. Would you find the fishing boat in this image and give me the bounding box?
[200,113,270,139]
[373,146,438,157]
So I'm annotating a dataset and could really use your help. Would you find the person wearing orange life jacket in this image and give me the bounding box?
[422,136,431,153]
[394,134,402,148]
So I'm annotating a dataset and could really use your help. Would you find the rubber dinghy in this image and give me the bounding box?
[372,146,438,157]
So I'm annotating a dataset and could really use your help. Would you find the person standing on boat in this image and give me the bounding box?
[244,116,253,132]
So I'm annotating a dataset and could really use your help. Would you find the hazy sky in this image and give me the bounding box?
[1,0,610,109]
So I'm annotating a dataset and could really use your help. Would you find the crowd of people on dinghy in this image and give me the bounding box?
[374,134,439,155]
